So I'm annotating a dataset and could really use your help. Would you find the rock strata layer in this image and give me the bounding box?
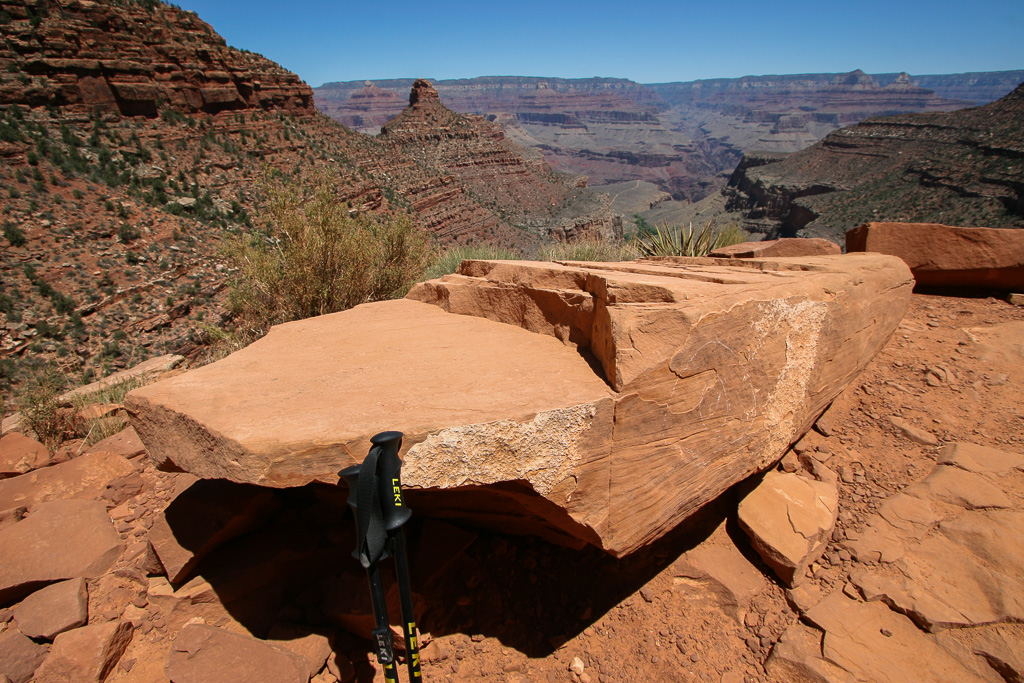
[128,255,912,555]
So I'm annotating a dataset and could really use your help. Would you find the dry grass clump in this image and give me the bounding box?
[539,237,636,262]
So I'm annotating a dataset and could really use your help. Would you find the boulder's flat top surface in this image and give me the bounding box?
[127,299,613,482]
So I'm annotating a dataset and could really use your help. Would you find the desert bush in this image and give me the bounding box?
[226,173,430,334]
[632,221,747,258]
[420,244,522,281]
[539,237,635,262]
[2,220,25,246]
[17,370,74,449]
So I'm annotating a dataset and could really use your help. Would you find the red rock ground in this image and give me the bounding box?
[1,291,1023,683]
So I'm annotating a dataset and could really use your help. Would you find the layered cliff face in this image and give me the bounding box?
[315,71,1020,215]
[317,76,709,202]
[650,70,977,157]
[372,79,614,238]
[0,2,611,392]
[721,83,1024,241]
[0,0,313,116]
[315,81,403,133]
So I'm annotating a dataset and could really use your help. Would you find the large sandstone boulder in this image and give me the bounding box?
[127,255,911,555]
[847,222,1024,291]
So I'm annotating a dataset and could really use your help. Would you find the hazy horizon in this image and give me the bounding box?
[172,0,1024,89]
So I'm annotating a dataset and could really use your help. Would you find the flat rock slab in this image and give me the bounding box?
[848,442,1024,632]
[0,451,136,511]
[0,433,50,478]
[34,620,133,683]
[0,499,122,605]
[847,222,1024,291]
[164,624,309,683]
[128,255,911,555]
[0,630,49,683]
[790,591,993,682]
[738,470,838,587]
[13,577,88,640]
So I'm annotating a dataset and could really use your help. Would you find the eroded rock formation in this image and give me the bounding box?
[0,0,313,116]
[127,254,912,555]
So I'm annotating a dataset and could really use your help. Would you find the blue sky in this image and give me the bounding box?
[174,0,1024,87]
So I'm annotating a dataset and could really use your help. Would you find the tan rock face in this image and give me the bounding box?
[128,255,911,556]
[847,222,1024,291]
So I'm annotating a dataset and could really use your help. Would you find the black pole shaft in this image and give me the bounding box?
[390,529,422,681]
[367,564,400,683]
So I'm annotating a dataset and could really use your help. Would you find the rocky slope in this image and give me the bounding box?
[719,83,1024,241]
[0,0,607,397]
[0,0,314,116]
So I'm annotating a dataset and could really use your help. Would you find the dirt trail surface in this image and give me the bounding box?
[0,291,1022,683]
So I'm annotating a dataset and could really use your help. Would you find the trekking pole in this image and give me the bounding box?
[373,431,422,682]
[339,450,400,683]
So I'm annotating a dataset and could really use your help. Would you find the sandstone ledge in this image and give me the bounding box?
[847,222,1024,291]
[128,255,912,555]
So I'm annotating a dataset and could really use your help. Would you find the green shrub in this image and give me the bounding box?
[2,220,25,246]
[226,174,430,334]
[421,244,521,281]
[117,223,140,243]
[632,221,747,258]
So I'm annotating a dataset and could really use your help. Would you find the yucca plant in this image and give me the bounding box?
[632,221,746,258]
